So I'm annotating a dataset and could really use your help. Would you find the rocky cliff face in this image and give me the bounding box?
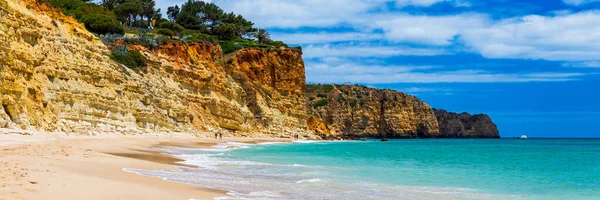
[433,109,500,138]
[0,0,311,137]
[0,0,499,139]
[306,85,501,139]
[306,85,440,139]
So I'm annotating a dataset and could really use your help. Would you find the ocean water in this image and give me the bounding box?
[127,139,600,200]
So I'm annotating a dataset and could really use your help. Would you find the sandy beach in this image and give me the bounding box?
[0,129,290,200]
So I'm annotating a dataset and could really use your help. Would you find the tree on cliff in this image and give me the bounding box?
[114,2,141,27]
[221,12,256,37]
[177,0,222,30]
[253,29,270,43]
[167,5,180,22]
[139,0,158,28]
[175,0,256,37]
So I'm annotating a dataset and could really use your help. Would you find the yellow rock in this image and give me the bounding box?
[0,0,313,138]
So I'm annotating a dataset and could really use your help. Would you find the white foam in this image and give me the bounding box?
[257,142,288,145]
[296,178,323,184]
[292,140,320,143]
[125,142,514,200]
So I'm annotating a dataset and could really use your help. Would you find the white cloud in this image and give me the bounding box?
[370,13,487,45]
[562,61,600,68]
[562,0,600,6]
[270,32,384,44]
[207,0,384,28]
[395,87,455,95]
[305,61,587,83]
[396,0,446,7]
[461,11,600,61]
[395,0,471,7]
[302,43,448,59]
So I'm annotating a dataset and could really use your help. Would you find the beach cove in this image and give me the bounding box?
[0,130,290,200]
[3,130,599,200]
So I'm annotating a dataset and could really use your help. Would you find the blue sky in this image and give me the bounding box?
[157,0,600,138]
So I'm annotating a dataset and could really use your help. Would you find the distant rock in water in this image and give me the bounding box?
[433,109,500,138]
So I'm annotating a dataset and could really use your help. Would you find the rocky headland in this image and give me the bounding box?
[305,85,500,139]
[433,109,500,138]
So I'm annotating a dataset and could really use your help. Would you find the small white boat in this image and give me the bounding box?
[520,134,528,139]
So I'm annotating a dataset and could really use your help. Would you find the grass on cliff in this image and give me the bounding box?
[312,99,328,108]
[307,84,335,93]
[109,46,146,68]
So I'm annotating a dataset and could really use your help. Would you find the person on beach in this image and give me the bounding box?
[214,131,218,139]
[219,131,223,140]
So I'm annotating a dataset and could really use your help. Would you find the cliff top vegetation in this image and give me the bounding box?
[41,0,300,68]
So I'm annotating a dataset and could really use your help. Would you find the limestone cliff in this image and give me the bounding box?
[306,85,501,139]
[0,0,310,137]
[433,109,500,138]
[306,85,440,139]
[0,0,499,139]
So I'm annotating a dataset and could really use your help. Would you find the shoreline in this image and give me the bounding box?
[0,130,291,200]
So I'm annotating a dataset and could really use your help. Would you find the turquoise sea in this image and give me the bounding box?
[128,139,600,200]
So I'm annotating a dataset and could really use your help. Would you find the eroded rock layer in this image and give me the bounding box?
[0,0,310,137]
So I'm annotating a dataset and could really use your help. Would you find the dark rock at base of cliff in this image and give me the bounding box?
[433,109,500,138]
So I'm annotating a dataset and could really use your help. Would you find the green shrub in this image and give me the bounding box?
[109,47,146,68]
[155,36,172,46]
[156,28,175,38]
[218,40,238,54]
[182,31,218,43]
[74,3,115,18]
[291,46,303,54]
[312,99,328,108]
[44,0,84,10]
[110,53,136,68]
[322,84,334,93]
[317,93,327,98]
[64,9,84,19]
[127,50,146,67]
[79,14,124,34]
[157,22,185,35]
[266,40,288,48]
[212,23,237,40]
[155,18,169,27]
